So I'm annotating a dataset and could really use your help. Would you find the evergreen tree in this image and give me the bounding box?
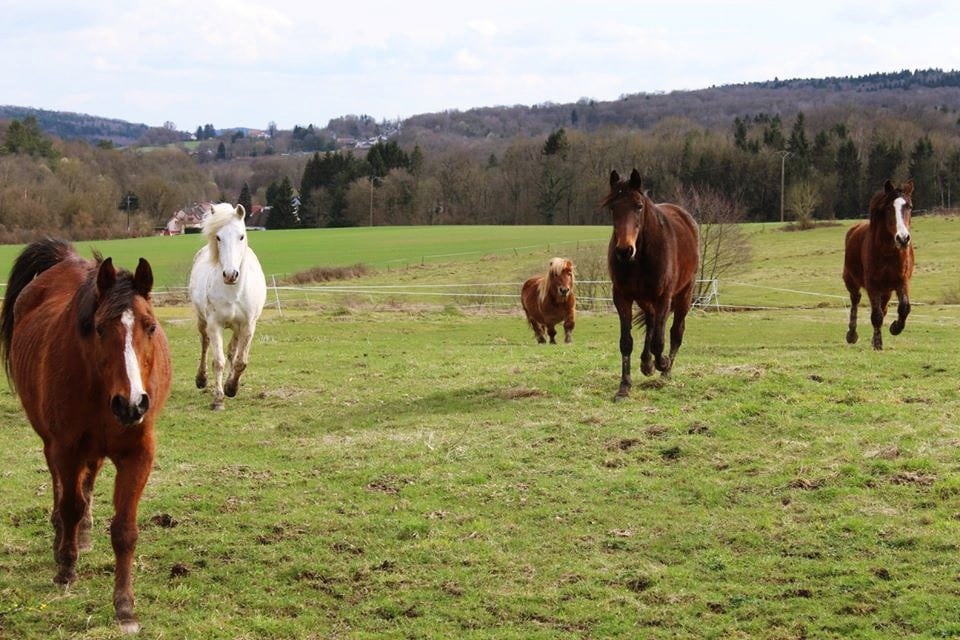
[265,177,298,229]
[216,141,226,161]
[409,145,424,178]
[238,182,252,223]
[907,135,937,209]
[2,117,57,158]
[537,129,572,224]
[786,112,811,178]
[762,115,785,150]
[835,138,862,217]
[866,137,904,199]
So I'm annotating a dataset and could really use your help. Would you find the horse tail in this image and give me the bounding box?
[0,238,74,380]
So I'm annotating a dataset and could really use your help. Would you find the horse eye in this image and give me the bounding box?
[240,235,245,241]
[147,323,157,336]
[216,235,221,242]
[95,324,105,337]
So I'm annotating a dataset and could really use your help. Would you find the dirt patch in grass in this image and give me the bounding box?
[492,387,546,400]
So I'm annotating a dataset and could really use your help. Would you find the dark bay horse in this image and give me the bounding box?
[521,257,576,343]
[604,170,700,399]
[843,180,915,350]
[0,239,171,634]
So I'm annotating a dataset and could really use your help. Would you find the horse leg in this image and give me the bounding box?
[41,441,64,563]
[651,306,672,373]
[195,316,209,389]
[869,291,890,350]
[78,458,104,551]
[51,453,85,586]
[890,286,911,336]
[665,295,692,375]
[208,321,227,410]
[225,322,256,398]
[563,314,574,344]
[531,321,546,344]
[547,324,557,345]
[845,284,861,344]
[110,449,153,634]
[614,295,634,400]
[640,310,656,376]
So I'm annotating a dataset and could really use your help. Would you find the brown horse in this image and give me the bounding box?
[0,239,171,634]
[843,179,915,350]
[604,169,700,399]
[521,257,576,344]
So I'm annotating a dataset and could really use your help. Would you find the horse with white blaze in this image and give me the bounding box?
[189,203,267,409]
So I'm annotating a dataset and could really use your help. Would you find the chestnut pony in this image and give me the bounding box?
[0,239,171,634]
[843,179,915,350]
[521,257,575,343]
[604,170,700,400]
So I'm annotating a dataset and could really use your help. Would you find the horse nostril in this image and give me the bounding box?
[615,246,634,262]
[111,395,125,416]
[138,394,150,415]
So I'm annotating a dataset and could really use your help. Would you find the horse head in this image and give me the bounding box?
[543,258,574,302]
[91,257,162,427]
[206,203,249,285]
[875,180,914,250]
[605,169,648,262]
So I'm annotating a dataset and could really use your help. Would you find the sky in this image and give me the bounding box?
[2,1,959,131]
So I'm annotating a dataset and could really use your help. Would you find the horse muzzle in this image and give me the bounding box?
[895,233,911,249]
[614,245,636,262]
[222,270,240,285]
[111,393,150,427]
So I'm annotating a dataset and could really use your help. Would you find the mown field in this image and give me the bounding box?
[1,218,959,639]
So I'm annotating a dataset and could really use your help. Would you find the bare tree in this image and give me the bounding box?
[672,185,752,304]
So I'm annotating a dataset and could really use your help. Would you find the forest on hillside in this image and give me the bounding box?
[1,69,959,242]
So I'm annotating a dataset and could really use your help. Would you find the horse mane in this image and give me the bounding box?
[538,258,573,303]
[0,238,75,381]
[202,203,244,263]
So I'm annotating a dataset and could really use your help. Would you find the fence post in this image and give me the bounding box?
[271,275,283,317]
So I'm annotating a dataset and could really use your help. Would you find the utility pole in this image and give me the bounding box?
[778,150,791,223]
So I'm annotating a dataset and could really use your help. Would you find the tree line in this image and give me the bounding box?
[1,104,959,242]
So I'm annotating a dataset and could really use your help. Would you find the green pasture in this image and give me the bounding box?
[1,219,960,638]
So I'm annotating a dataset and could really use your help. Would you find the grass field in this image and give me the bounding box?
[0,219,959,638]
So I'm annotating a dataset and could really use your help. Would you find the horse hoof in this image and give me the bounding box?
[54,569,76,586]
[225,382,238,398]
[195,375,207,389]
[640,362,655,376]
[117,616,141,635]
[614,392,629,402]
[211,401,225,411]
[846,330,858,344]
[890,321,903,335]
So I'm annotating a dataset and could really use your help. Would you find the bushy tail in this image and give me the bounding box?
[0,238,74,380]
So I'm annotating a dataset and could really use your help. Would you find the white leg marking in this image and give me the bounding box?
[121,309,146,408]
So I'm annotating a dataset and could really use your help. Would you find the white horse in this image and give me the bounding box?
[189,203,267,409]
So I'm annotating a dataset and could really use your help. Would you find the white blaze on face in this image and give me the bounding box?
[893,197,911,244]
[121,309,146,408]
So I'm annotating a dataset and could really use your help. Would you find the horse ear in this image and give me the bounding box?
[629,169,643,191]
[902,180,915,196]
[609,170,620,189]
[884,180,895,193]
[235,204,246,219]
[133,258,153,298]
[96,257,116,298]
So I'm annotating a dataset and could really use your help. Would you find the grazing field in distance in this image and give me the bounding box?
[0,217,959,638]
